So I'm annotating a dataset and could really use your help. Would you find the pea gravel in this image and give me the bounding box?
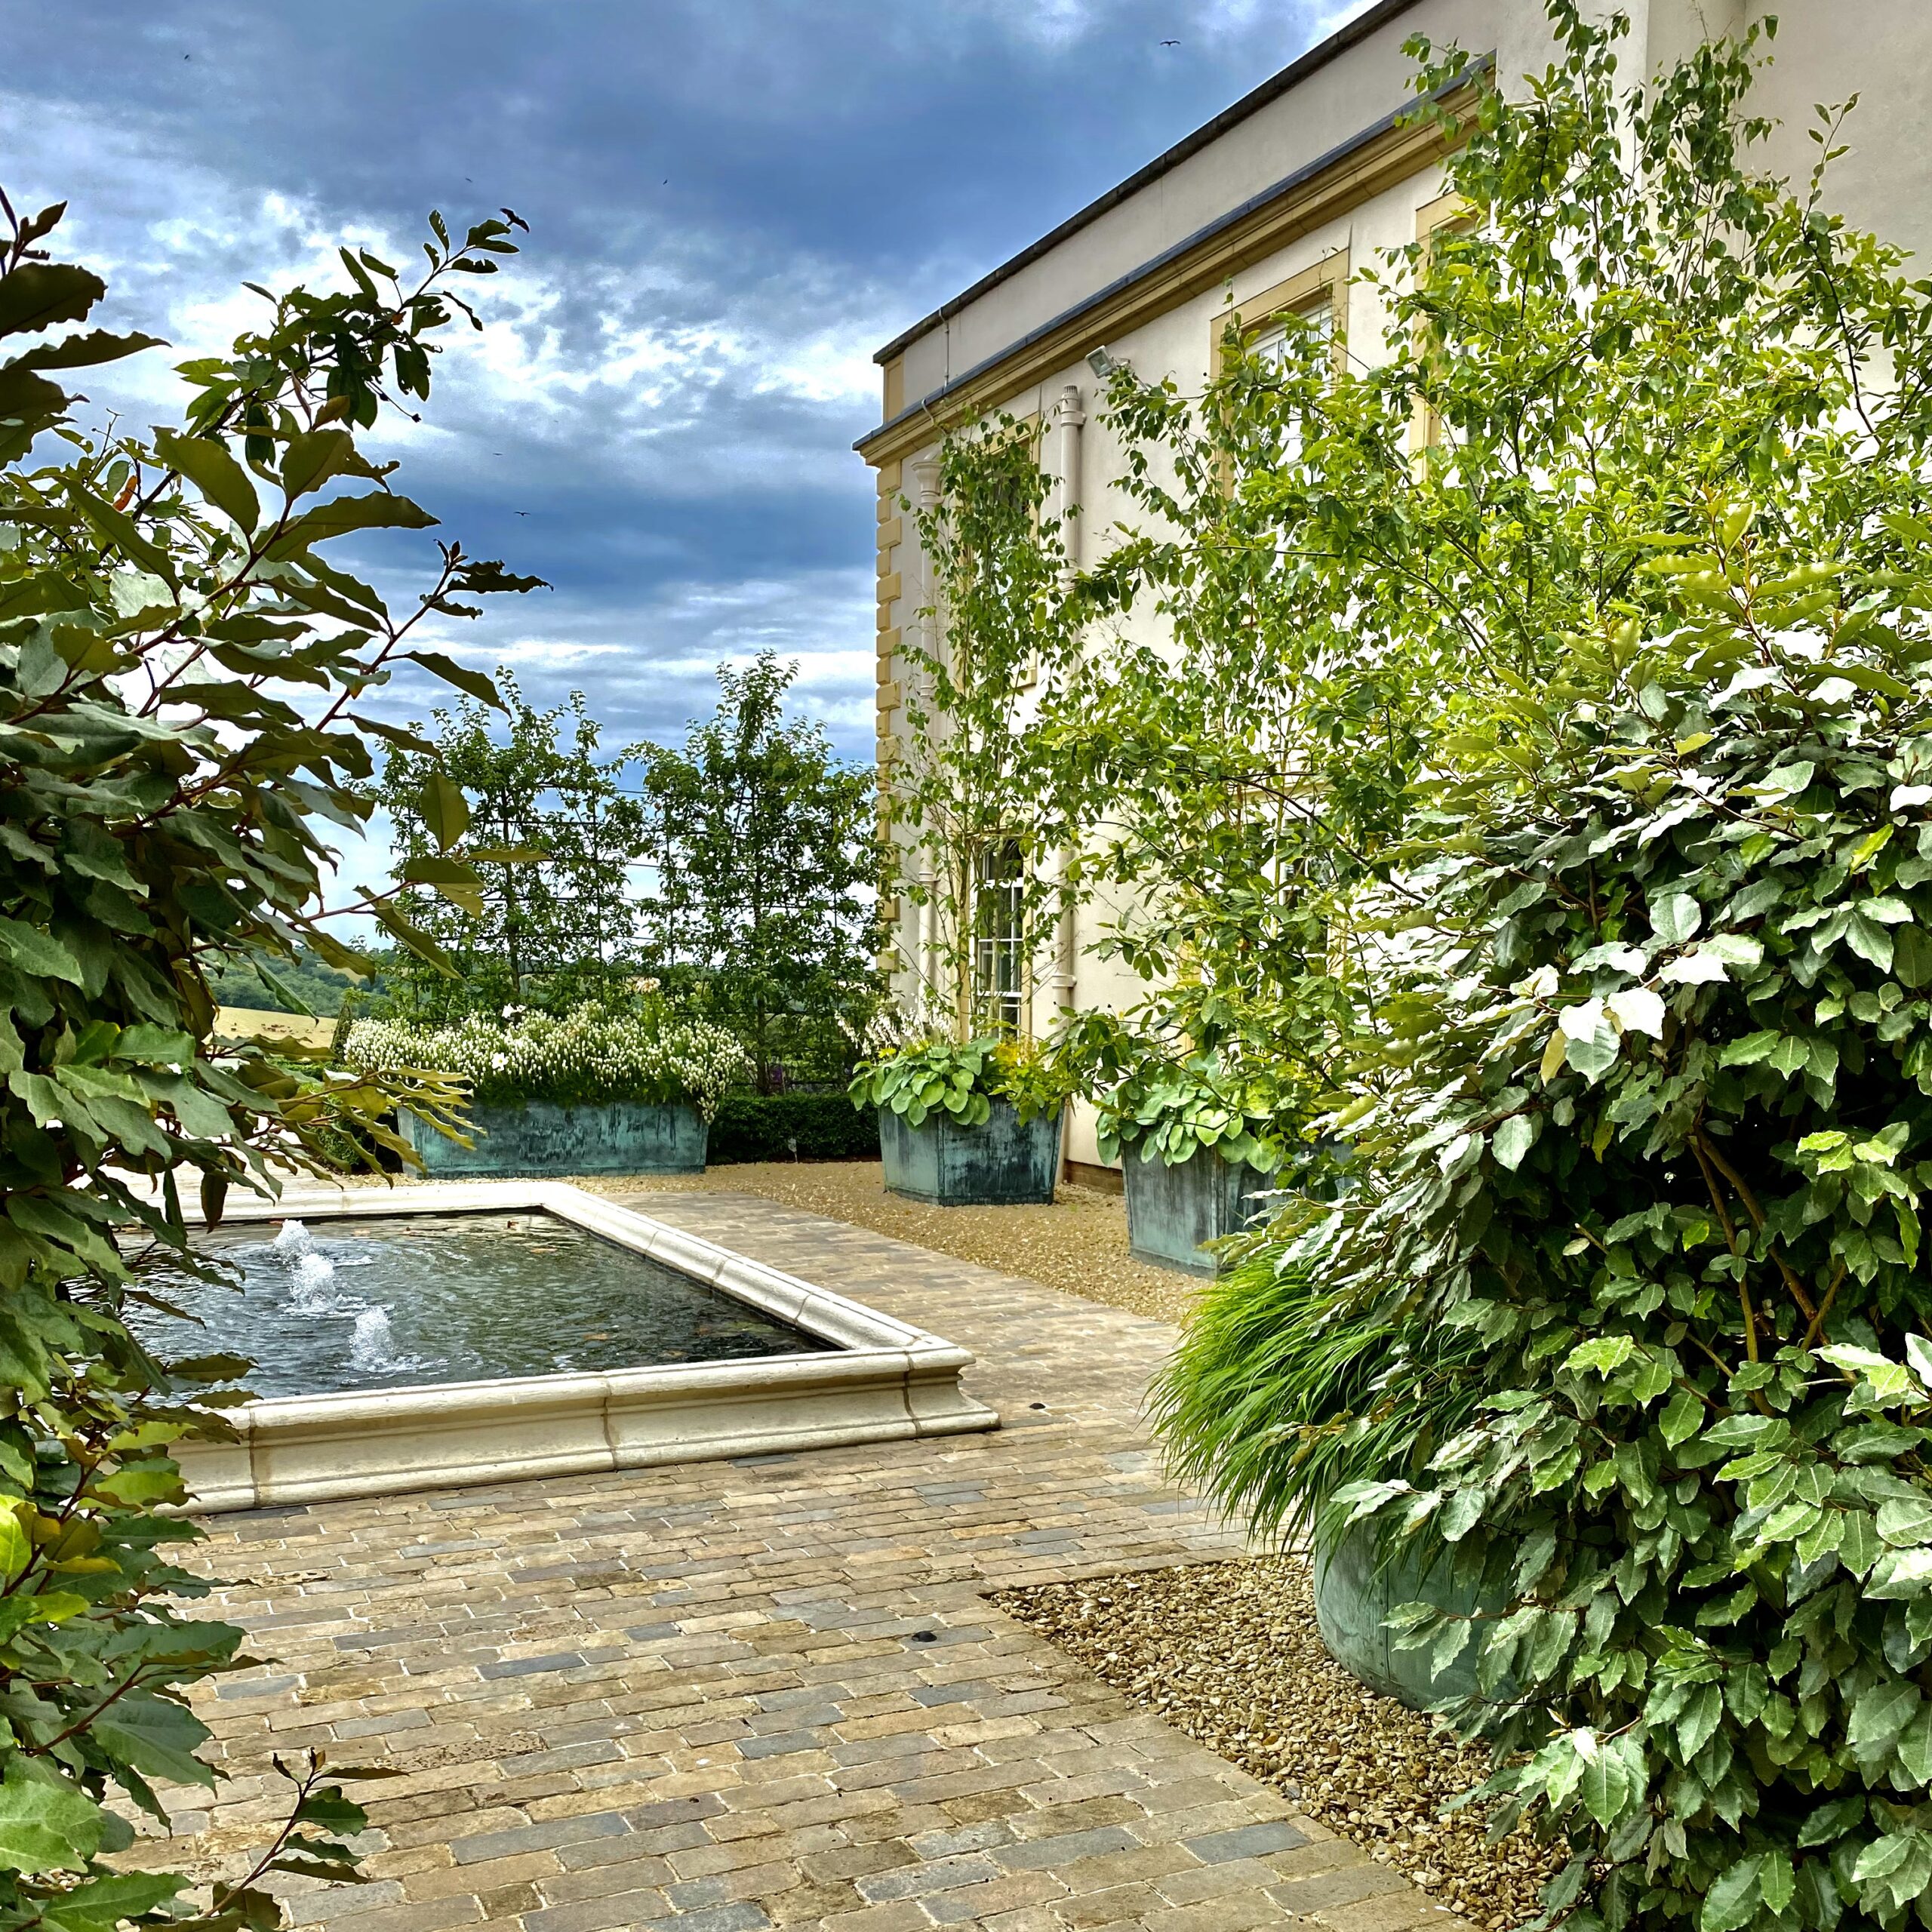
[993,1556,1567,1931]
[586,1158,1198,1321]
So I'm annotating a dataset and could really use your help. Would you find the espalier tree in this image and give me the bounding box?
[0,192,539,1923]
[1146,6,1932,1929]
[637,651,880,1089]
[1048,301,1400,1177]
[851,425,1084,1130]
[375,675,649,1022]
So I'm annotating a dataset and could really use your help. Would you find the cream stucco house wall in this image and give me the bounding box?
[856,0,1932,1186]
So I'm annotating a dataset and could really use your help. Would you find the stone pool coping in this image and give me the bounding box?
[174,1180,999,1514]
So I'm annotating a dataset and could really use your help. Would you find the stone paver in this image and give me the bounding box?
[164,1192,1469,1932]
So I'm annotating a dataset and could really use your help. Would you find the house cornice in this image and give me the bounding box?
[855,67,1485,469]
[871,0,1432,370]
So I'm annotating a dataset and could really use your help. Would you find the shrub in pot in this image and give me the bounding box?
[1072,1024,1297,1274]
[849,1036,1066,1205]
[346,1001,746,1177]
[1146,6,1932,1924]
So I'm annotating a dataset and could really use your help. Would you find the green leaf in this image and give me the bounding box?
[1566,1335,1635,1377]
[1898,1703,1932,1786]
[1798,1795,1866,1847]
[1558,998,1620,1081]
[1895,923,1932,989]
[154,429,260,534]
[0,263,105,339]
[0,1509,28,1583]
[1651,892,1703,944]
[1578,1734,1637,1827]
[404,649,501,708]
[372,900,458,976]
[1848,910,1896,973]
[401,854,485,916]
[1700,1854,1761,1932]
[1677,1681,1723,1758]
[6,327,164,374]
[36,1872,186,1932]
[1867,1547,1932,1598]
[418,772,471,852]
[1492,1112,1536,1170]
[280,426,356,500]
[269,490,436,554]
[1758,1850,1796,1918]
[61,477,173,577]
[1849,1676,1920,1755]
[0,917,83,987]
[0,1761,104,1875]
[1660,1388,1703,1447]
[91,1688,214,1789]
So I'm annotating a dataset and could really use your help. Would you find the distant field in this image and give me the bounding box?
[216,1007,335,1050]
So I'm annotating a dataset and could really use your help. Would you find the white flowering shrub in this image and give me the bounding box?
[345,1004,747,1121]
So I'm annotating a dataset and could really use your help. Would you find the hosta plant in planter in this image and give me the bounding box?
[849,1036,1068,1205]
[346,1001,747,1177]
[1069,1016,1291,1275]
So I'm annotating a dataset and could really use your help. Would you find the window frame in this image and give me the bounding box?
[971,832,1029,1038]
[1410,189,1476,455]
[1208,248,1350,377]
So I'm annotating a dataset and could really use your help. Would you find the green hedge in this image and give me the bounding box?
[707,1092,881,1164]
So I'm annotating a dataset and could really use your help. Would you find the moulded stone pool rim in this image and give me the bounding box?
[174,1180,998,1513]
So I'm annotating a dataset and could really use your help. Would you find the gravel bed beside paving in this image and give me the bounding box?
[571,1160,1197,1324]
[995,1558,1566,1932]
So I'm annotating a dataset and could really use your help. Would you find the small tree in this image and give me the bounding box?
[376,675,648,1020]
[637,652,878,1089]
[0,190,538,1926]
[1149,8,1932,1930]
[889,423,1082,1044]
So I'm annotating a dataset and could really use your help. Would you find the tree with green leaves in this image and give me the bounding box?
[0,187,538,1926]
[849,426,1086,1128]
[637,651,878,1089]
[888,423,1083,1047]
[1146,6,1932,1928]
[374,674,650,1021]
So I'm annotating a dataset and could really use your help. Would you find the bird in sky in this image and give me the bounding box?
[1159,38,1180,46]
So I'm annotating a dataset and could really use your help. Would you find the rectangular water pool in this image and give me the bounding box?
[134,1210,836,1399]
[159,1181,998,1513]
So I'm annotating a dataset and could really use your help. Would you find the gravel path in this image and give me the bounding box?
[580,1157,1200,1321]
[994,1556,1566,1932]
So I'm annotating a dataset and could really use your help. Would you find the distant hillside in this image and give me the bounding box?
[207,949,358,1018]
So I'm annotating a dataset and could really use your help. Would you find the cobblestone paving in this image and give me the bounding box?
[167,1192,1469,1932]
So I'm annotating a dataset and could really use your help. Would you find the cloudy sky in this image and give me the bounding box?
[12,0,1373,783]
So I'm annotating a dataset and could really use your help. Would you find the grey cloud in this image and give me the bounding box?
[10,0,1368,767]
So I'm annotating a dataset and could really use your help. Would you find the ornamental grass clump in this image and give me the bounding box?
[345,1004,747,1119]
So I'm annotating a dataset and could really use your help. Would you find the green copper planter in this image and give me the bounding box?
[878,1101,1062,1205]
[1312,1519,1508,1712]
[1122,1144,1270,1275]
[400,1100,707,1180]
